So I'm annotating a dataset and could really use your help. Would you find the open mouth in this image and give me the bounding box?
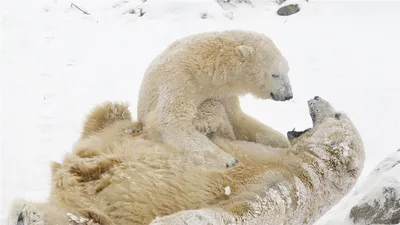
[287,128,311,141]
[288,97,320,141]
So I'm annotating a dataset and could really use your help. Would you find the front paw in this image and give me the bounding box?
[191,149,238,169]
[194,118,217,135]
[206,149,239,169]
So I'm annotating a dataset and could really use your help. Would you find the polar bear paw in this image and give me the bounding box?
[196,149,239,169]
[216,152,239,169]
[194,99,237,140]
[194,117,236,140]
[194,117,218,135]
[8,199,44,225]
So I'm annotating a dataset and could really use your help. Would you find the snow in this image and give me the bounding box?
[1,0,400,224]
[224,186,231,196]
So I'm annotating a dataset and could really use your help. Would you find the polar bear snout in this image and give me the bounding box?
[285,93,293,101]
[284,86,294,101]
[308,96,337,125]
[269,73,293,102]
[270,86,293,101]
[270,92,292,101]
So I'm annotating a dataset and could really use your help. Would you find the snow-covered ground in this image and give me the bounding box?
[1,0,400,224]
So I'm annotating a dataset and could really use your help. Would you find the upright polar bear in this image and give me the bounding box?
[8,96,365,225]
[137,30,294,169]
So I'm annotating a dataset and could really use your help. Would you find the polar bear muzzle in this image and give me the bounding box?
[269,74,293,101]
[307,96,337,125]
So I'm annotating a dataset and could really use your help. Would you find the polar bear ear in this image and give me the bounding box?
[235,45,254,58]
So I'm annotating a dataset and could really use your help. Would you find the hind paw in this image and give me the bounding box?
[8,199,44,225]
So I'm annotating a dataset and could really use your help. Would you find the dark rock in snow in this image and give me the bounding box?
[277,4,300,16]
[276,0,287,5]
[350,187,400,224]
[348,150,400,224]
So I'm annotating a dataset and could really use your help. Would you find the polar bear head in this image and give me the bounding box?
[287,96,365,184]
[233,31,293,101]
[287,96,355,145]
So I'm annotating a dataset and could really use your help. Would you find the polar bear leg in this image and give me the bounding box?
[222,97,290,148]
[194,99,236,140]
[156,92,238,169]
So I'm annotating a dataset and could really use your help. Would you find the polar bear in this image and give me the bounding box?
[137,29,293,169]
[8,97,365,225]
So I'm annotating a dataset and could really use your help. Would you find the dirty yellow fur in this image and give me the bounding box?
[137,30,294,169]
[8,97,365,225]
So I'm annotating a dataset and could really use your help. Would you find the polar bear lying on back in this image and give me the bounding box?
[137,30,293,169]
[8,97,365,225]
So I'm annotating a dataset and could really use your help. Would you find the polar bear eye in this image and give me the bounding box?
[272,74,280,78]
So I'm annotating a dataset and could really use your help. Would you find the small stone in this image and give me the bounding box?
[277,4,300,16]
[276,0,286,5]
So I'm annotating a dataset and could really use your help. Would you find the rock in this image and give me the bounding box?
[348,150,400,224]
[350,187,400,224]
[276,0,287,5]
[277,4,300,16]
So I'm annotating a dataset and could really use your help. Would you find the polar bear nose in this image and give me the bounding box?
[285,94,293,101]
[314,96,321,101]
